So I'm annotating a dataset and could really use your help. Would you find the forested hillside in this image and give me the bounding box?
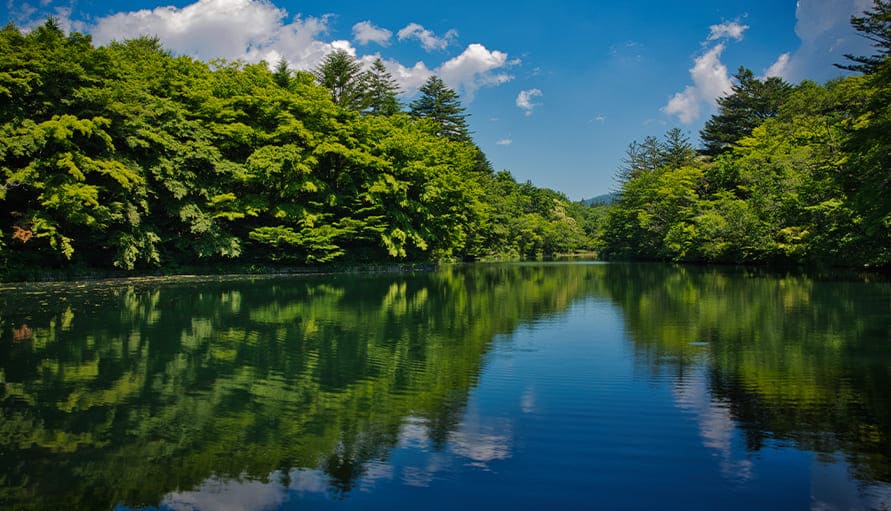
[598,2,890,268]
[0,20,594,278]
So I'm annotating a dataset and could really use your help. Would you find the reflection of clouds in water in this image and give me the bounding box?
[521,387,536,414]
[358,461,394,492]
[163,474,288,511]
[397,416,430,449]
[161,463,398,509]
[393,411,513,485]
[673,368,753,482]
[400,454,449,488]
[810,459,891,511]
[448,412,512,469]
[287,469,328,494]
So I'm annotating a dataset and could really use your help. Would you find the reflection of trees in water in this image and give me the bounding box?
[0,264,593,509]
[600,263,891,484]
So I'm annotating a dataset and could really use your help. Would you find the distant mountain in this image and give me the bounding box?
[581,192,617,206]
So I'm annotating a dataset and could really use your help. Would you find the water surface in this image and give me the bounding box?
[1,263,890,510]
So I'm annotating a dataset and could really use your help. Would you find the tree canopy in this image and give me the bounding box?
[699,67,792,156]
[0,24,595,279]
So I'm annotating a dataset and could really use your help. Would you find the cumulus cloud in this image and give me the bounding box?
[764,52,791,78]
[707,20,749,42]
[439,43,514,99]
[32,0,515,102]
[496,138,512,146]
[662,43,733,124]
[397,22,458,52]
[516,88,543,116]
[774,0,874,81]
[87,0,346,71]
[352,20,391,46]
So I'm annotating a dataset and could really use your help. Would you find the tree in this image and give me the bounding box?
[409,76,470,141]
[313,49,367,110]
[272,57,291,88]
[662,127,697,169]
[699,67,792,156]
[837,0,891,74]
[363,58,400,116]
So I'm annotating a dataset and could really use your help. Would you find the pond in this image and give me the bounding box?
[1,263,890,510]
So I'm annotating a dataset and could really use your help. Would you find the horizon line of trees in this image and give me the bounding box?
[0,18,596,278]
[597,0,890,269]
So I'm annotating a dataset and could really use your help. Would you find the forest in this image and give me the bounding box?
[598,2,890,268]
[0,19,595,278]
[1,2,888,279]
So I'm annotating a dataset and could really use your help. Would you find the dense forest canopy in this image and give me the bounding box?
[598,0,890,269]
[0,19,595,278]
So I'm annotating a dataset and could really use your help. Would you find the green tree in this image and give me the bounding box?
[363,58,401,116]
[313,49,367,110]
[409,76,470,141]
[272,57,291,88]
[699,67,792,156]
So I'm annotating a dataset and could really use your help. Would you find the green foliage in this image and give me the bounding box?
[409,76,470,141]
[602,8,891,269]
[313,49,368,110]
[0,21,591,277]
[699,67,793,156]
[364,58,401,116]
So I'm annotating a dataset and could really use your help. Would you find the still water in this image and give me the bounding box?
[1,263,890,510]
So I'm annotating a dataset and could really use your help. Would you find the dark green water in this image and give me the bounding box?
[1,263,890,510]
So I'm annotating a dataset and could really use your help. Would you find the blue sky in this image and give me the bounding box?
[2,0,874,199]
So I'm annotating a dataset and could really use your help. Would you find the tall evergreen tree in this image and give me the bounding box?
[313,49,367,110]
[272,57,291,88]
[662,128,697,169]
[364,58,401,116]
[699,67,792,156]
[409,76,470,141]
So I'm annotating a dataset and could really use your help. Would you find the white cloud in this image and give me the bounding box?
[662,42,733,124]
[366,57,433,96]
[592,115,607,124]
[707,21,749,42]
[663,86,702,124]
[516,88,543,116]
[352,21,391,46]
[496,138,512,146]
[439,44,514,100]
[397,22,457,52]
[44,0,513,102]
[778,0,875,81]
[87,0,349,72]
[764,52,790,78]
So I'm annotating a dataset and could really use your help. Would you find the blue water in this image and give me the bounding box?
[2,263,890,510]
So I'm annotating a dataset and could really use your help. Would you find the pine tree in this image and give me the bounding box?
[409,76,470,141]
[314,49,367,110]
[272,57,291,88]
[364,58,401,115]
[699,67,791,156]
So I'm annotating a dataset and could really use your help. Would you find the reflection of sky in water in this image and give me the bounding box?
[670,363,891,511]
[672,366,754,482]
[99,274,890,511]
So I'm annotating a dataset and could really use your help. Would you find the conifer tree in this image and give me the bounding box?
[409,76,470,141]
